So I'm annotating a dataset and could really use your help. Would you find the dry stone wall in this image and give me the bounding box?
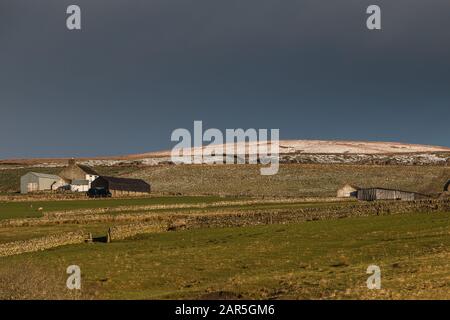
[167,199,449,230]
[1,199,449,229]
[0,231,88,257]
[108,222,168,241]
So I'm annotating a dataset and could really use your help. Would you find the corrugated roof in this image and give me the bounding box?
[28,172,62,180]
[358,187,427,196]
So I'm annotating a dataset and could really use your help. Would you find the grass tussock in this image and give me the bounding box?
[0,259,93,300]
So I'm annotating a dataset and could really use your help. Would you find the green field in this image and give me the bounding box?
[0,199,356,243]
[0,197,355,244]
[0,223,117,243]
[0,196,230,220]
[1,212,448,299]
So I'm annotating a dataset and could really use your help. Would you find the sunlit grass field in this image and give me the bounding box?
[1,211,448,299]
[0,198,354,243]
[0,196,228,220]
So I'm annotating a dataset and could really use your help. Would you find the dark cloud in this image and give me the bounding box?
[1,0,449,158]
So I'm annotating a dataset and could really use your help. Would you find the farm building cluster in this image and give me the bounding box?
[20,159,150,196]
[18,159,449,201]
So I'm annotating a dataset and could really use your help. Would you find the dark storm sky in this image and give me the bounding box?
[1,0,449,158]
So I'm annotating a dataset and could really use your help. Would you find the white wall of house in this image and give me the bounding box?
[70,184,89,192]
[337,185,358,198]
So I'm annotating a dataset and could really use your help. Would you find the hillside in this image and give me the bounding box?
[1,164,449,196]
[1,140,450,167]
[127,139,450,158]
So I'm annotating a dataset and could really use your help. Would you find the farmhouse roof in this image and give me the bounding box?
[76,164,99,176]
[340,184,360,189]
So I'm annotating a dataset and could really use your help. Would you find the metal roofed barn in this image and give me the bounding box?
[357,188,429,201]
[20,172,66,194]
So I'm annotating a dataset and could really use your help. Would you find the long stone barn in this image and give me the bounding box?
[90,176,151,197]
[357,188,429,201]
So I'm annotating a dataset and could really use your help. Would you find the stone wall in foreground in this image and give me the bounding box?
[0,231,88,257]
[108,222,168,241]
[175,199,450,230]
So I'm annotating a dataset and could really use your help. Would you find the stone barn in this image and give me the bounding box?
[90,176,151,197]
[357,188,428,201]
[59,159,99,187]
[20,172,66,194]
[337,184,359,198]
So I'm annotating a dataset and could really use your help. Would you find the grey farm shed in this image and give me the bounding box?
[20,172,64,194]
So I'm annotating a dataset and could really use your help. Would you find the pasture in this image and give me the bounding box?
[0,196,227,220]
[0,212,448,299]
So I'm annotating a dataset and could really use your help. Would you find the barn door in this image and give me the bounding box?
[27,183,38,192]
